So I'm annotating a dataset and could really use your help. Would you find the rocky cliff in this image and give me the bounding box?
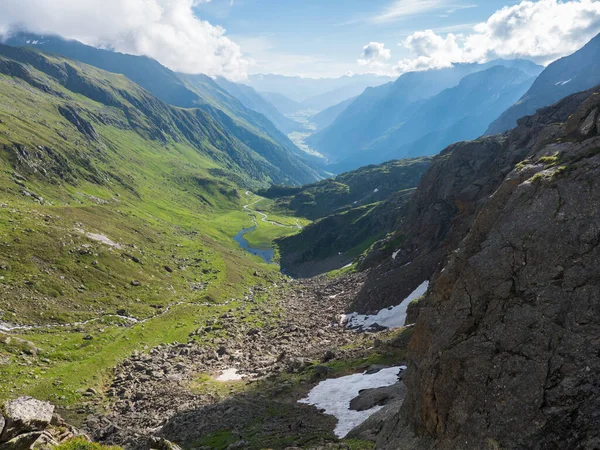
[371,86,600,448]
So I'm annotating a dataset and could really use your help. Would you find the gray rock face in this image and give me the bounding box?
[0,431,45,450]
[355,135,517,314]
[355,86,599,316]
[0,397,54,443]
[375,87,600,449]
[349,383,405,412]
[346,398,404,443]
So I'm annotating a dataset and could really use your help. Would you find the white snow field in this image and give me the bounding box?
[342,280,429,330]
[299,366,406,437]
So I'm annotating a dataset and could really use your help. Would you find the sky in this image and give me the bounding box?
[1,0,600,79]
[197,0,510,76]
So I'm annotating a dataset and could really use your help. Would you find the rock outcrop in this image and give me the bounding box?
[355,86,598,314]
[374,87,600,448]
[0,397,88,449]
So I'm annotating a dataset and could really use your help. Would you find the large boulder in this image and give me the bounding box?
[0,432,47,450]
[0,397,54,443]
[349,383,405,412]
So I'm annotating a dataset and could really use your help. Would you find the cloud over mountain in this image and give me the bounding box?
[358,42,392,67]
[0,0,248,80]
[395,0,600,73]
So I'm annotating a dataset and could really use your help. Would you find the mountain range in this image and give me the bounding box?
[0,44,307,188]
[3,32,324,183]
[488,32,600,134]
[213,76,303,134]
[244,73,394,114]
[244,73,393,102]
[1,20,600,450]
[307,59,543,172]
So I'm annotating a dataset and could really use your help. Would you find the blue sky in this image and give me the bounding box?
[2,0,600,80]
[194,0,519,77]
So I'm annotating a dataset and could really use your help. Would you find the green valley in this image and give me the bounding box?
[0,45,307,408]
[259,159,432,277]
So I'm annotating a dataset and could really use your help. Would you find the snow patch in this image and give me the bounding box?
[374,188,379,193]
[75,228,122,249]
[216,368,244,381]
[555,79,572,86]
[299,366,406,437]
[392,249,400,260]
[342,281,429,330]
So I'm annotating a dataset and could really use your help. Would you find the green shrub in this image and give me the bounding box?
[55,438,123,450]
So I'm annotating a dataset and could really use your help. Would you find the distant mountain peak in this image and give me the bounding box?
[487,32,600,135]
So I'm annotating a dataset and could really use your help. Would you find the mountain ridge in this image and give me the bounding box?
[3,32,324,184]
[313,62,540,173]
[371,82,600,450]
[487,32,600,134]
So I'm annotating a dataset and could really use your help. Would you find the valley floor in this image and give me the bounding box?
[74,273,409,450]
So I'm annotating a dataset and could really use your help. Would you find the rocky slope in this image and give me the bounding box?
[80,273,406,450]
[354,86,597,314]
[364,85,600,449]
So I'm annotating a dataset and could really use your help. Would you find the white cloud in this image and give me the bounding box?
[0,0,248,80]
[358,42,392,67]
[372,0,471,23]
[393,0,600,74]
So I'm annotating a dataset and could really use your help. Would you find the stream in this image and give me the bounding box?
[233,226,274,264]
[234,193,302,264]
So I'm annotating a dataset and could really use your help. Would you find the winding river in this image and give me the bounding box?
[234,192,302,264]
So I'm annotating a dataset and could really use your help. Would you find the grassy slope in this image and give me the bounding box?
[241,195,311,249]
[259,159,432,276]
[0,48,303,404]
[4,33,323,186]
[259,158,431,220]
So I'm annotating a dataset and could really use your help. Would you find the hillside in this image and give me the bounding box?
[260,157,431,220]
[4,32,324,184]
[213,77,303,134]
[310,96,356,131]
[257,91,303,115]
[309,60,542,171]
[259,158,432,276]
[488,32,600,134]
[0,44,311,406]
